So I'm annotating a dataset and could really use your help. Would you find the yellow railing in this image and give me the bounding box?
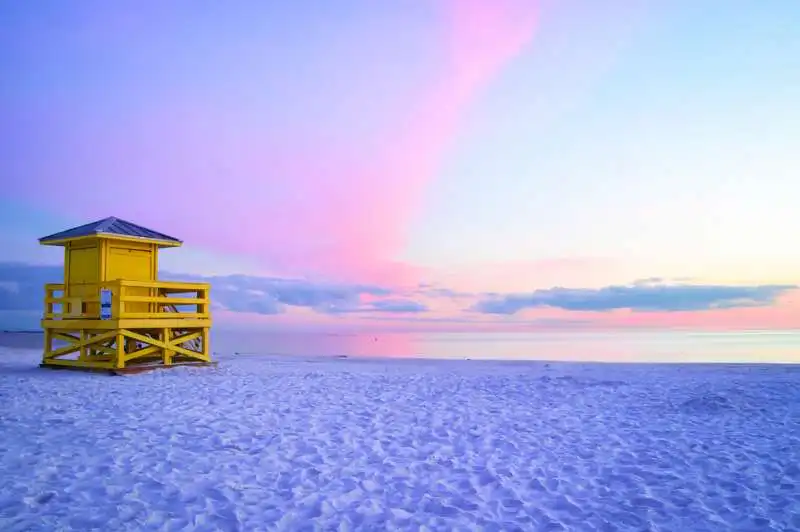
[44,280,211,320]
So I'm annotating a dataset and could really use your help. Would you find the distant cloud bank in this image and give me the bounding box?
[0,263,795,329]
[0,263,428,318]
[472,283,796,314]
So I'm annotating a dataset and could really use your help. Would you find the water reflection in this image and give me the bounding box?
[211,330,416,359]
[210,330,800,364]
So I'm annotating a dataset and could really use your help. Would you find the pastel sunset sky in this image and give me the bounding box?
[2,1,799,331]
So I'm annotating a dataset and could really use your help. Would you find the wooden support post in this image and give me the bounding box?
[115,332,125,369]
[79,330,87,361]
[112,287,122,319]
[198,287,208,317]
[202,327,210,361]
[45,286,53,317]
[43,328,52,362]
[162,327,173,366]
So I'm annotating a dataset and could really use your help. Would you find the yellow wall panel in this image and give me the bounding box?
[68,246,99,284]
[66,244,99,315]
[107,247,153,281]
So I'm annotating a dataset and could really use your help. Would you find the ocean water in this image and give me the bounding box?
[3,329,800,363]
[210,329,800,363]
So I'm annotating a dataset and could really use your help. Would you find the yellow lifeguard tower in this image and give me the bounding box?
[38,217,213,373]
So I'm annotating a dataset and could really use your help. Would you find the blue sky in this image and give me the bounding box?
[403,1,800,277]
[2,1,799,331]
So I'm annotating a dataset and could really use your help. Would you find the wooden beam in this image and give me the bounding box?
[119,312,209,319]
[124,344,162,362]
[117,279,209,290]
[43,318,211,329]
[171,331,202,346]
[121,330,206,360]
[52,332,80,343]
[123,296,209,305]
[41,359,113,369]
[44,330,118,359]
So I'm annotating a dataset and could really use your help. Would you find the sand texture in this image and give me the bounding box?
[1,349,799,531]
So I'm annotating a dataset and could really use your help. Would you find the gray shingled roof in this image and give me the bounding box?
[39,217,182,245]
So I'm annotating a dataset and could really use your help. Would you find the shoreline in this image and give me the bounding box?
[2,330,799,366]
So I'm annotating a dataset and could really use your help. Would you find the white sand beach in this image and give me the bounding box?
[1,347,799,531]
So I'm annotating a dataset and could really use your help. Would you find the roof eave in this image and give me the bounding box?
[38,233,183,247]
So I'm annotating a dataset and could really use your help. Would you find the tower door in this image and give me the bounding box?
[106,246,155,315]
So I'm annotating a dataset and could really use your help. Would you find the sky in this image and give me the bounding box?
[1,0,800,331]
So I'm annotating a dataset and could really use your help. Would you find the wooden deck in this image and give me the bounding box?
[41,279,212,371]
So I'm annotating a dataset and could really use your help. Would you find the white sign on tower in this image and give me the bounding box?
[100,289,113,320]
